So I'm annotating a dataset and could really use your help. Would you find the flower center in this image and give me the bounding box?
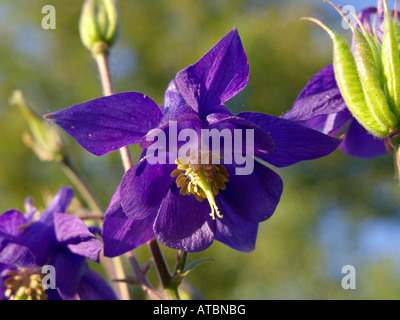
[3,267,47,300]
[170,152,229,220]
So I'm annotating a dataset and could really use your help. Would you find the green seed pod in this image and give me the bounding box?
[79,0,120,55]
[348,9,383,82]
[382,0,400,119]
[352,27,398,129]
[392,2,400,49]
[303,17,389,137]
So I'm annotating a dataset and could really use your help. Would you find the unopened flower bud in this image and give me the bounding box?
[79,0,120,55]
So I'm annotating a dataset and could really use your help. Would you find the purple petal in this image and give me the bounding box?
[175,28,249,116]
[139,113,203,151]
[120,157,176,220]
[238,112,340,167]
[204,104,234,123]
[78,268,117,300]
[340,120,388,158]
[54,213,102,262]
[66,239,101,263]
[299,110,351,137]
[357,7,377,33]
[54,213,97,244]
[0,221,56,267]
[0,210,26,240]
[102,187,155,257]
[207,115,275,157]
[377,0,384,39]
[0,242,37,267]
[44,92,163,156]
[48,250,86,300]
[39,187,74,225]
[161,80,196,124]
[0,188,74,267]
[283,65,347,121]
[215,198,258,253]
[154,184,216,252]
[218,161,283,223]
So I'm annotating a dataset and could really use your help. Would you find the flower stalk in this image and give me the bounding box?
[60,154,104,214]
[148,239,181,300]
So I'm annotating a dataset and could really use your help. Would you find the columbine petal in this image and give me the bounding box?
[77,267,117,300]
[206,115,275,157]
[161,80,196,124]
[0,242,37,267]
[238,112,340,167]
[302,109,352,136]
[120,157,176,220]
[8,188,76,266]
[215,198,258,253]
[102,187,155,257]
[139,113,203,151]
[175,28,249,116]
[154,184,216,252]
[0,210,26,240]
[39,187,74,224]
[218,161,283,223]
[54,213,102,262]
[44,92,163,156]
[340,119,388,158]
[54,213,97,244]
[283,65,347,121]
[48,250,86,300]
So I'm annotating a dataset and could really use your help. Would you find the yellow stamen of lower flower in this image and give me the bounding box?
[3,267,47,300]
[171,152,229,220]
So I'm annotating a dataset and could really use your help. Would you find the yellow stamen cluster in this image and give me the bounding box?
[170,152,229,220]
[3,267,47,300]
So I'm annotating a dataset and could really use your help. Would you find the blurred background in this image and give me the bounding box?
[1,0,400,299]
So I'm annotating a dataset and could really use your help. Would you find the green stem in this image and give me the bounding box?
[390,129,400,181]
[60,154,103,213]
[125,250,164,300]
[148,239,180,300]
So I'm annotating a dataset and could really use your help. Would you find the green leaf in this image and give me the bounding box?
[182,258,215,277]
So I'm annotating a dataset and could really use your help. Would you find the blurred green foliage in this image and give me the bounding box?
[1,0,400,300]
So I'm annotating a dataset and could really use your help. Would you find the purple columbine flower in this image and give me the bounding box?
[0,187,116,300]
[283,1,395,158]
[44,28,339,254]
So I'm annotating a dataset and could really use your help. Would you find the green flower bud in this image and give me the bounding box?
[9,90,64,162]
[79,0,120,55]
